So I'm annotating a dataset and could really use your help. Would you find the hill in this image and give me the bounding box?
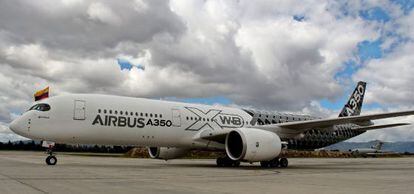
[326,141,414,153]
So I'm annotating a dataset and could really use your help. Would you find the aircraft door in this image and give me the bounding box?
[73,100,86,120]
[171,108,181,127]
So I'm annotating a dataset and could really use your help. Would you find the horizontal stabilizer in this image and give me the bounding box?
[351,123,410,131]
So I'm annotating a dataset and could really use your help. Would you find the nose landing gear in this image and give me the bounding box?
[45,149,57,165]
[42,141,57,165]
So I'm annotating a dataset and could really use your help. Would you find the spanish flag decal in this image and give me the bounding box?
[34,87,49,101]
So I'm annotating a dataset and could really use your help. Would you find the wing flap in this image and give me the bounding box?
[351,123,410,131]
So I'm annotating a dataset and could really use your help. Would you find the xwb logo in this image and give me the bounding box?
[217,114,244,128]
[185,107,245,131]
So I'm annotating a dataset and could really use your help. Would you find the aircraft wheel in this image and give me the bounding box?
[260,161,269,168]
[46,155,57,165]
[216,157,224,167]
[269,158,280,168]
[279,158,288,168]
[218,157,240,167]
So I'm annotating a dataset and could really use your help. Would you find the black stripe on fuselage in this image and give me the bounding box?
[243,109,364,150]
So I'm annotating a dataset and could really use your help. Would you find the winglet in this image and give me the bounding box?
[339,81,366,117]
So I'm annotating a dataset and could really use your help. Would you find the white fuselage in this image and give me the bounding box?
[351,147,383,154]
[10,94,254,149]
[9,94,367,151]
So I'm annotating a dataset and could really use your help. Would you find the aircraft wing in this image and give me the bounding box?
[257,110,414,132]
[198,110,414,143]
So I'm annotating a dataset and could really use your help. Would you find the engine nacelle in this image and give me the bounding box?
[148,147,189,160]
[225,128,282,162]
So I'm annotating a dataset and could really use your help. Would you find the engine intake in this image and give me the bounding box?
[225,128,282,162]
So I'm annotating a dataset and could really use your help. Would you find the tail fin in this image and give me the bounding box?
[338,81,366,117]
[371,141,384,150]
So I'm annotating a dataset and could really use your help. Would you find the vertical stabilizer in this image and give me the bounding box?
[371,141,384,150]
[339,81,366,117]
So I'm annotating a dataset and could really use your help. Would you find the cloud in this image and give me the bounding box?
[0,0,413,142]
[0,0,378,110]
[0,0,185,53]
[0,107,11,123]
[0,122,28,143]
[87,2,121,25]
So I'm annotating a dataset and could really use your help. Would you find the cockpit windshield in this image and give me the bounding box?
[28,103,51,112]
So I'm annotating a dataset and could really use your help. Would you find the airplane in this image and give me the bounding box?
[350,140,385,155]
[8,81,414,167]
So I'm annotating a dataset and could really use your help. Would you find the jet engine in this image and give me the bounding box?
[148,147,189,160]
[225,128,282,162]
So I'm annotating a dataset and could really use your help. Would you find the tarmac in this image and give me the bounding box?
[0,151,413,194]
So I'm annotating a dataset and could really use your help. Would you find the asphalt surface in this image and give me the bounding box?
[0,151,413,194]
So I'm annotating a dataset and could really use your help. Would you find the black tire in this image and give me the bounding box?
[269,158,280,168]
[260,161,269,168]
[223,158,233,167]
[280,158,288,168]
[46,155,57,165]
[233,161,240,167]
[216,158,224,167]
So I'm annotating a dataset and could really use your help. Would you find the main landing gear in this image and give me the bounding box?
[216,157,289,168]
[216,157,240,167]
[43,141,57,165]
[260,158,288,168]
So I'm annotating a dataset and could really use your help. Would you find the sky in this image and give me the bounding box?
[0,0,414,142]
